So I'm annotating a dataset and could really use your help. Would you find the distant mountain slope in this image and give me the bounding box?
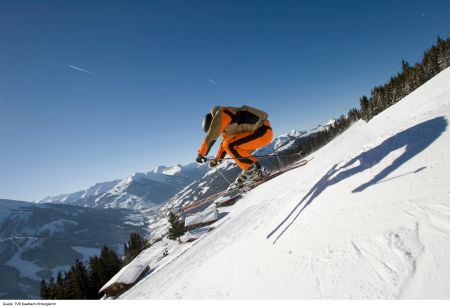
[40,180,121,206]
[0,199,149,299]
[40,163,208,210]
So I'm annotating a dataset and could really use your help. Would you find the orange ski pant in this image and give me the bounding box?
[222,122,273,170]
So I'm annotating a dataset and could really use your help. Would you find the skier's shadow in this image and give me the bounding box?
[267,116,447,244]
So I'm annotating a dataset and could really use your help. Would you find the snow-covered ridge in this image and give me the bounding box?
[39,163,208,210]
[125,164,193,184]
[40,180,120,205]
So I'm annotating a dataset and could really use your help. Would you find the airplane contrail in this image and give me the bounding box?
[68,65,93,74]
[208,78,217,85]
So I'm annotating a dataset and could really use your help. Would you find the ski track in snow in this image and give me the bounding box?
[119,67,450,299]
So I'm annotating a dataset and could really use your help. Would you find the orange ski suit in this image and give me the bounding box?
[198,106,273,170]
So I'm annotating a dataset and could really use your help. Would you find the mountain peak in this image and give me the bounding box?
[154,166,168,173]
[162,164,183,176]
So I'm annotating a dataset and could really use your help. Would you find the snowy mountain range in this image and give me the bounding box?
[104,67,450,299]
[40,163,208,210]
[0,199,149,299]
[40,180,121,207]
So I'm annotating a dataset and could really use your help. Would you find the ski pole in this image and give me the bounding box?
[275,139,294,171]
[215,166,232,185]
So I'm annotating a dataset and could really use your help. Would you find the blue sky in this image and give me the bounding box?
[1,0,450,201]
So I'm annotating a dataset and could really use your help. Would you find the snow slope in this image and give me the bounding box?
[120,67,450,299]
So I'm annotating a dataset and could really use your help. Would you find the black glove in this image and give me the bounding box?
[196,154,207,164]
[209,158,221,168]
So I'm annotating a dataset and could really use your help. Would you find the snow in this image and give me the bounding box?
[34,219,78,236]
[40,180,120,205]
[100,233,213,294]
[127,172,146,183]
[200,186,210,195]
[185,207,219,228]
[100,253,150,291]
[325,119,336,127]
[162,165,183,176]
[118,67,450,299]
[5,237,45,281]
[154,166,168,173]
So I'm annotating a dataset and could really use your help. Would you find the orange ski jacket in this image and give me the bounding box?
[198,105,269,157]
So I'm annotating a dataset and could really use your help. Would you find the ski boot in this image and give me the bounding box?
[227,163,267,190]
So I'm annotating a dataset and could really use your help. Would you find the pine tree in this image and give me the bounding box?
[359,96,370,121]
[168,212,185,243]
[63,271,74,299]
[54,271,65,299]
[41,244,126,299]
[124,232,149,264]
[347,108,361,122]
[437,37,450,70]
[40,280,49,299]
[68,259,96,299]
[47,277,56,299]
[90,245,124,291]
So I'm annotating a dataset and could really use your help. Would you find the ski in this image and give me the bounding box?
[181,157,313,213]
[214,193,244,208]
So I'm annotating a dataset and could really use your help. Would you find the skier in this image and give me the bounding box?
[196,105,273,188]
